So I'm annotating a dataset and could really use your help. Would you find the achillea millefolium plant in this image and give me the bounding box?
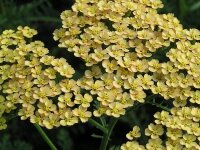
[1,0,200,150]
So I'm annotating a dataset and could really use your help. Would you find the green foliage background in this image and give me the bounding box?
[0,0,200,149]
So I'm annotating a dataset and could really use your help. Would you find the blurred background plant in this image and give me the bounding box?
[0,0,200,149]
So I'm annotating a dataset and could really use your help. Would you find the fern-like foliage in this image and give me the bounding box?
[0,134,32,150]
[0,0,60,32]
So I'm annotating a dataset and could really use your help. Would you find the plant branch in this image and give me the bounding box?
[144,95,171,112]
[88,118,108,134]
[126,95,156,114]
[145,100,171,112]
[33,124,58,150]
[99,118,118,150]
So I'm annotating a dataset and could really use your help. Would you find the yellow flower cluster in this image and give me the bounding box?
[154,107,200,149]
[1,0,200,149]
[0,27,92,129]
[38,0,195,149]
[122,107,200,150]
[54,0,200,119]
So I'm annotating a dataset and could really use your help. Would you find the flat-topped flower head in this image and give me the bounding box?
[0,27,82,130]
[1,5,200,150]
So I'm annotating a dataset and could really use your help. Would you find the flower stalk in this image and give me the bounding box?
[99,118,118,150]
[88,118,108,134]
[33,124,58,150]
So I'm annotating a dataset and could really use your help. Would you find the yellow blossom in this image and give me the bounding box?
[60,110,78,126]
[73,106,92,123]
[121,141,145,150]
[74,93,93,108]
[145,123,164,139]
[58,93,75,108]
[106,102,125,118]
[126,126,141,140]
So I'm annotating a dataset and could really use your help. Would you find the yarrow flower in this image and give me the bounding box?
[1,0,200,149]
[0,27,90,129]
[53,0,200,121]
[126,126,141,140]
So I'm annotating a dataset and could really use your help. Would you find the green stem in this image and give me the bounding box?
[100,117,106,127]
[91,134,103,139]
[99,118,118,150]
[95,95,161,150]
[88,118,108,134]
[126,102,142,113]
[144,94,171,112]
[146,100,171,112]
[126,95,156,114]
[33,124,58,150]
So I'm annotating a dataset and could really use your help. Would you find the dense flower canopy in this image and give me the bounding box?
[0,0,200,149]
